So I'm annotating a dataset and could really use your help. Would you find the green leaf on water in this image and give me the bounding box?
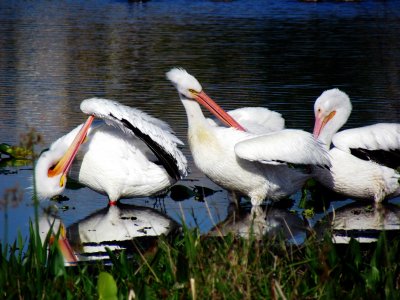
[302,208,315,219]
[0,143,33,159]
[0,158,32,169]
[98,272,118,300]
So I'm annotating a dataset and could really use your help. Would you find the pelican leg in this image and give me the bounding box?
[109,200,118,206]
[228,191,241,210]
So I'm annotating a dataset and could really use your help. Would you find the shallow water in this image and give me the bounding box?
[0,0,399,248]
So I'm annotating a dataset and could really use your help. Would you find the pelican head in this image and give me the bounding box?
[166,67,245,131]
[34,116,94,199]
[313,88,352,141]
[35,143,71,199]
[166,68,203,99]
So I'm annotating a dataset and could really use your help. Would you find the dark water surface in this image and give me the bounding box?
[1,0,400,246]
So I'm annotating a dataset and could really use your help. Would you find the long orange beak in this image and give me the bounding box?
[313,111,336,138]
[194,91,245,131]
[48,115,94,186]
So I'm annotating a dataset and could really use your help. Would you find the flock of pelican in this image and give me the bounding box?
[35,67,400,209]
[34,67,400,264]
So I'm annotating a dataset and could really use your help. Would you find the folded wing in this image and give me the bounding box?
[80,98,188,180]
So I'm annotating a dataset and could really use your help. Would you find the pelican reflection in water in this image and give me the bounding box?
[208,204,308,244]
[39,202,180,263]
[314,202,400,244]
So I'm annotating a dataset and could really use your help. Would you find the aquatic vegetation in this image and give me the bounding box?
[0,143,33,160]
[0,129,43,160]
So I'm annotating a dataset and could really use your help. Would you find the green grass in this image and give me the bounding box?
[1,221,400,299]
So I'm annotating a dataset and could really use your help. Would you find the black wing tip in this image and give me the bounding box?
[116,116,182,181]
[351,148,400,170]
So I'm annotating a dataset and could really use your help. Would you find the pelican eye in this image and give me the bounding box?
[188,88,198,94]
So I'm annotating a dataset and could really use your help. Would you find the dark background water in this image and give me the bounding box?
[1,0,399,244]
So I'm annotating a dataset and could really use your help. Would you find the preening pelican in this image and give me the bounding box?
[312,88,400,202]
[166,67,330,206]
[35,98,188,204]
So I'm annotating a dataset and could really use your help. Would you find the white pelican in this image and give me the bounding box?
[34,98,188,205]
[312,88,400,202]
[166,67,330,206]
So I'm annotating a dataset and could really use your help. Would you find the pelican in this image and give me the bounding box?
[34,98,188,205]
[312,88,400,202]
[166,67,330,206]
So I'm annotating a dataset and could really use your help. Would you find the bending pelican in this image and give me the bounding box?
[35,98,188,204]
[312,88,400,202]
[166,67,330,206]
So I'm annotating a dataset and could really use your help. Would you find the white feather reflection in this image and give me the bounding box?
[39,203,180,263]
[315,202,400,244]
[208,204,308,244]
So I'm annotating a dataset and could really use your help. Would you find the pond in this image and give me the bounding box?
[0,0,399,255]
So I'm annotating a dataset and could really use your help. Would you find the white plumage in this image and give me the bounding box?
[312,88,400,202]
[166,67,330,206]
[35,98,188,204]
[235,129,329,166]
[333,123,400,153]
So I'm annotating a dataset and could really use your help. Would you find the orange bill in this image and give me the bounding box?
[313,111,336,138]
[48,115,94,186]
[194,91,246,131]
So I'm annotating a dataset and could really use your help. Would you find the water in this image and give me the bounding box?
[1,0,399,248]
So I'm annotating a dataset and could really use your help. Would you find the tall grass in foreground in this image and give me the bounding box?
[1,222,400,299]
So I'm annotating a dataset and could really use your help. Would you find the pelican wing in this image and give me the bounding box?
[333,123,400,168]
[207,107,285,134]
[80,98,188,180]
[234,129,331,167]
